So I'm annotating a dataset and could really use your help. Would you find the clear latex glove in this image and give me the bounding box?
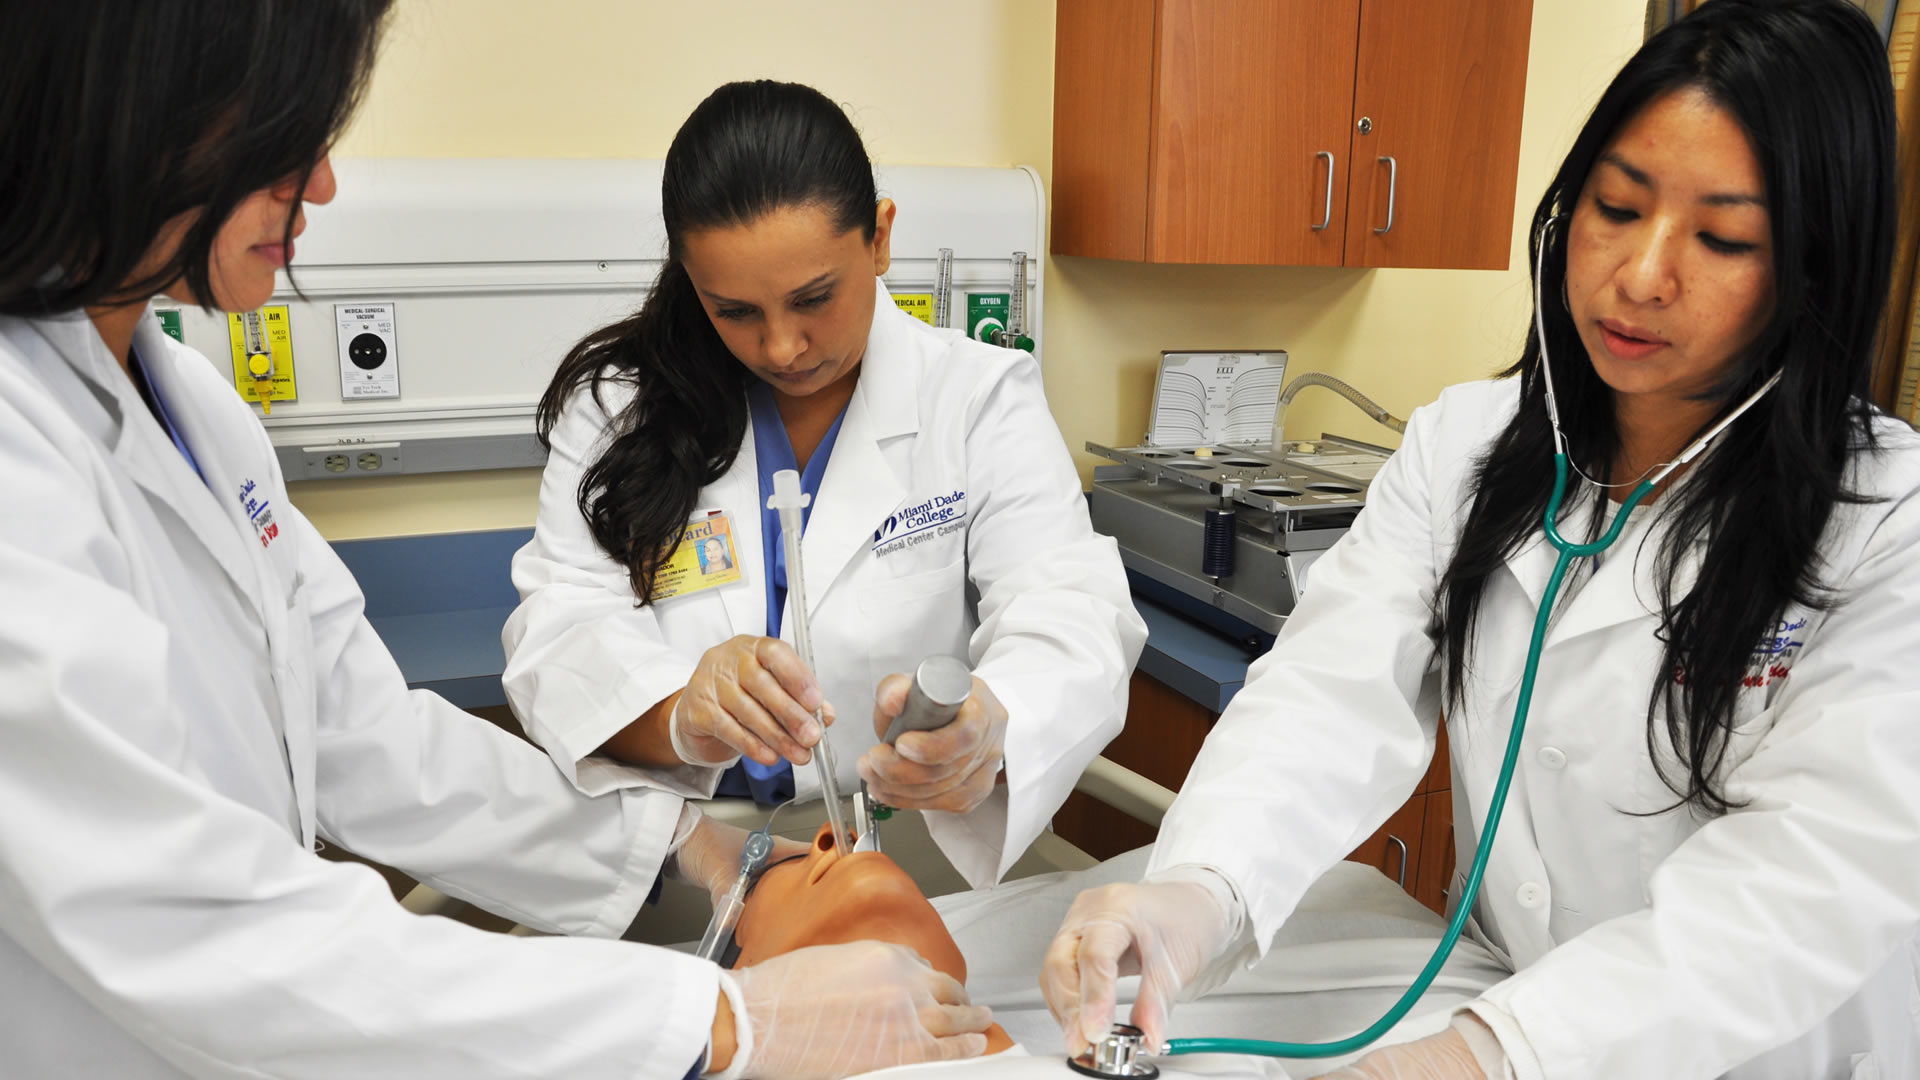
[674,634,834,768]
[666,807,810,905]
[1310,1029,1488,1080]
[1040,880,1235,1055]
[728,941,993,1080]
[859,674,1007,813]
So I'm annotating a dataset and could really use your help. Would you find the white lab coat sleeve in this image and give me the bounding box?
[0,408,716,1079]
[1466,484,1920,1080]
[295,495,682,937]
[502,380,728,799]
[934,352,1149,887]
[1146,395,1445,951]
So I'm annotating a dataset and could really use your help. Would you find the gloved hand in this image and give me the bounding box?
[672,635,833,768]
[1310,1029,1486,1079]
[1040,879,1237,1055]
[858,673,1006,813]
[666,807,811,906]
[719,942,993,1080]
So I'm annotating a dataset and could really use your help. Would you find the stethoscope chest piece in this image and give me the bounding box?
[1068,1025,1160,1078]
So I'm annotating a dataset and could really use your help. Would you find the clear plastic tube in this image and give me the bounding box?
[767,470,851,855]
[696,882,749,963]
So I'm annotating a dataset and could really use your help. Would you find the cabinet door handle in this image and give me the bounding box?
[1373,155,1398,235]
[1386,834,1409,887]
[1312,151,1334,231]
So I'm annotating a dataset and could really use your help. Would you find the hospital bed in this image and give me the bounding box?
[402,757,1508,1076]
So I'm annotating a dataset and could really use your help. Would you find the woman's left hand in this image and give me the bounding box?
[1311,1029,1486,1080]
[667,808,811,905]
[858,674,1007,813]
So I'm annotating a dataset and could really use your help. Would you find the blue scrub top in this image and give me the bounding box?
[128,348,207,484]
[714,381,849,805]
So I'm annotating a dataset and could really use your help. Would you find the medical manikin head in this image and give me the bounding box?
[735,823,1015,1054]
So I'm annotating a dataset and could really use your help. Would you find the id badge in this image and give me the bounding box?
[652,510,744,601]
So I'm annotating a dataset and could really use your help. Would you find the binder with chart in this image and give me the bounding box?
[1146,350,1289,447]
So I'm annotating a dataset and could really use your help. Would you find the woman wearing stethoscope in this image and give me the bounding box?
[1041,2,1919,1078]
[503,80,1146,888]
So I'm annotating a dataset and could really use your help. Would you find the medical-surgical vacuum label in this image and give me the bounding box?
[335,302,400,400]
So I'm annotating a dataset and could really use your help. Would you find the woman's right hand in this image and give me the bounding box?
[670,635,831,767]
[1040,880,1236,1055]
[717,942,993,1079]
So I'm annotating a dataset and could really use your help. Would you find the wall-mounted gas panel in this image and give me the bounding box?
[161,158,1046,481]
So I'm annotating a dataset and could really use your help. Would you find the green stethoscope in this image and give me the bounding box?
[1078,216,1783,1077]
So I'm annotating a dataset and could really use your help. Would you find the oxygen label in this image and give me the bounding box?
[966,293,1009,343]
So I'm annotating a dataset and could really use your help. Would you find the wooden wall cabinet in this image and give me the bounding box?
[1050,0,1535,270]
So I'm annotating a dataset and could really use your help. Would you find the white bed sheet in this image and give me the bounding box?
[864,847,1514,1080]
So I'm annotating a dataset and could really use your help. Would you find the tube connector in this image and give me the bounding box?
[768,468,810,513]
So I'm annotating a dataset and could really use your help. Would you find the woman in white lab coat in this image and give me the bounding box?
[1043,2,1920,1078]
[0,5,990,1077]
[504,80,1145,888]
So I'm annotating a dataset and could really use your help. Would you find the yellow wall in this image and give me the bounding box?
[303,0,1645,539]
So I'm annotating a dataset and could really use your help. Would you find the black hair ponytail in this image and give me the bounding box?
[536,80,877,604]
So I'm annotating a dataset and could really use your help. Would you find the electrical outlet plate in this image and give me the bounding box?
[301,442,401,480]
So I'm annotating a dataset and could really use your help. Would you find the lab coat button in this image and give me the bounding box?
[1538,746,1567,770]
[1516,882,1546,909]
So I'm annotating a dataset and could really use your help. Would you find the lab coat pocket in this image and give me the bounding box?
[858,558,971,691]
[860,558,967,606]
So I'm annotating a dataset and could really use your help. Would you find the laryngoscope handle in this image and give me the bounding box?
[881,655,974,745]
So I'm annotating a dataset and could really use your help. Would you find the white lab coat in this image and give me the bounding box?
[0,308,719,1079]
[1151,378,1920,1080]
[504,279,1146,887]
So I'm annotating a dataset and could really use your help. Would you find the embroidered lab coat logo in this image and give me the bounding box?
[1742,616,1805,688]
[1675,616,1805,689]
[237,479,279,549]
[873,490,967,557]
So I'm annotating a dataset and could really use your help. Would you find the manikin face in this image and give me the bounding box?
[735,823,1015,1053]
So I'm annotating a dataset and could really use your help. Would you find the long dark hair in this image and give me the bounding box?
[1435,0,1896,814]
[0,0,392,315]
[536,80,878,604]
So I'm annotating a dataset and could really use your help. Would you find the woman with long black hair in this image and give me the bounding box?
[1041,1,1920,1076]
[504,80,1145,889]
[0,5,990,1077]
